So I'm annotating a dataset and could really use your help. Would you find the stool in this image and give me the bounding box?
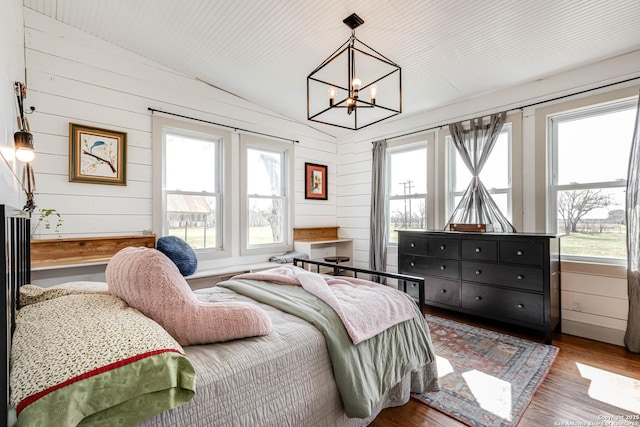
[324,256,350,275]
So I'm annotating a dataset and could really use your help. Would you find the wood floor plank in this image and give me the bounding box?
[371,307,640,427]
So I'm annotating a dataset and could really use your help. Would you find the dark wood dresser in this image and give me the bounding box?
[398,230,560,343]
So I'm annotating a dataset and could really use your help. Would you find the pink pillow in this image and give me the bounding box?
[106,247,271,346]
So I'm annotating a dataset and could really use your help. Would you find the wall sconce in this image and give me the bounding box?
[14,82,36,162]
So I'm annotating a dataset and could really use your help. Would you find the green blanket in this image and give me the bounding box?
[219,278,438,418]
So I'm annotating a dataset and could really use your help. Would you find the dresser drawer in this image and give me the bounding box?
[461,261,543,292]
[461,282,544,325]
[499,240,544,266]
[399,235,428,256]
[424,277,460,307]
[400,256,459,280]
[461,240,497,261]
[428,238,459,259]
[404,280,422,302]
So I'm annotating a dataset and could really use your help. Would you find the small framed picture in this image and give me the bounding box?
[69,123,127,185]
[305,162,328,200]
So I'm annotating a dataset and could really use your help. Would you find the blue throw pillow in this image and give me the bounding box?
[156,236,198,276]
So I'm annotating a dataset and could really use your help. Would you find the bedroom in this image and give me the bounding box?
[1,0,640,426]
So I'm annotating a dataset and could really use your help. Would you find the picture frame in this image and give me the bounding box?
[304,162,327,200]
[69,123,127,185]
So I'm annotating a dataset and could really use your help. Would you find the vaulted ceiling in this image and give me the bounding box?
[23,0,640,137]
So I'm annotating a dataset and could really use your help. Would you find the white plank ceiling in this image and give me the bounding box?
[22,0,640,137]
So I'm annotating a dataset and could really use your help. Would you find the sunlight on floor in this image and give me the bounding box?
[576,362,640,414]
[435,355,454,377]
[462,370,513,420]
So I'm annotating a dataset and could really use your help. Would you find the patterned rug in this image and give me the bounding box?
[412,314,559,427]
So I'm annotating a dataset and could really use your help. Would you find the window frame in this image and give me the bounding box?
[386,138,431,246]
[239,135,294,256]
[547,97,637,264]
[152,116,232,260]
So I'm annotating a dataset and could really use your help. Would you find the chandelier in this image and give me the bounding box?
[307,13,402,131]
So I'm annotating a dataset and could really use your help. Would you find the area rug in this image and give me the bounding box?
[412,314,559,427]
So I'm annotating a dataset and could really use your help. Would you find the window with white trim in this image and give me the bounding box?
[162,129,223,249]
[387,144,428,243]
[447,124,513,222]
[241,136,293,254]
[549,98,637,262]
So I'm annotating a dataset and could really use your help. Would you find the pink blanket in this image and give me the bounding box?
[233,265,418,344]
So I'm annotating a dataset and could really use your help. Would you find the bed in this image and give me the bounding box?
[2,204,439,426]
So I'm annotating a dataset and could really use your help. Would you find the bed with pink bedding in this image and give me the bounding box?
[3,213,439,427]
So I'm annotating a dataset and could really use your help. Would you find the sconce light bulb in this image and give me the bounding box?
[15,147,35,162]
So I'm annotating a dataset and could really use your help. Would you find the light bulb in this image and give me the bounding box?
[370,84,377,100]
[328,87,336,106]
[351,78,362,90]
[15,147,35,162]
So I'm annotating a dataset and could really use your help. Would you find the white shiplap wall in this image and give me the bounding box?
[335,51,640,346]
[0,0,26,208]
[24,7,336,243]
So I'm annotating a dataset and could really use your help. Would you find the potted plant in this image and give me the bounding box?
[31,208,63,239]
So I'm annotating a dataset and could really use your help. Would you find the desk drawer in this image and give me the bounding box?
[499,240,544,266]
[425,277,460,307]
[461,261,543,292]
[461,282,544,325]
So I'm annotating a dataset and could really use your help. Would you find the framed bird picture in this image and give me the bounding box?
[69,123,127,185]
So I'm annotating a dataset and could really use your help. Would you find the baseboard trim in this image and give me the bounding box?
[562,319,626,346]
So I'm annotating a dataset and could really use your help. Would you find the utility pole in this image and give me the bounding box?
[399,180,414,228]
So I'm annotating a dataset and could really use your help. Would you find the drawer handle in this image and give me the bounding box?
[475,296,482,301]
[411,283,417,288]
[440,245,446,250]
[517,303,525,309]
[475,247,481,253]
[440,265,446,271]
[516,250,523,256]
[410,243,416,248]
[410,262,415,267]
[475,270,482,275]
[440,289,447,294]
[517,274,524,280]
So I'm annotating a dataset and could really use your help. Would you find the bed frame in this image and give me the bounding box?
[2,205,30,426]
[293,258,425,311]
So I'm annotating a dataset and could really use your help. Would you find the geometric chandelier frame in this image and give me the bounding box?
[307,13,402,131]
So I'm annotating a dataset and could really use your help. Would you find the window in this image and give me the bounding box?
[549,98,637,262]
[447,124,512,221]
[387,144,428,243]
[163,130,223,249]
[241,136,293,254]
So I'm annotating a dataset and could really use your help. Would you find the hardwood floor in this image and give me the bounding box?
[371,307,640,427]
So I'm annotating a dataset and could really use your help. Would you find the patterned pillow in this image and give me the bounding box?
[106,247,272,346]
[156,236,198,276]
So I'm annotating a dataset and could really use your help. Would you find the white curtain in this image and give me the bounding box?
[624,93,640,353]
[445,112,516,233]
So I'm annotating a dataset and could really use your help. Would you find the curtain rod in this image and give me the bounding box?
[382,76,640,142]
[148,108,299,144]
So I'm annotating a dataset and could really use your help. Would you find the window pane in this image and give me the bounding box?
[389,198,426,243]
[389,147,427,196]
[556,187,626,259]
[248,148,282,196]
[248,198,283,245]
[166,194,217,249]
[556,107,635,184]
[166,133,217,192]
